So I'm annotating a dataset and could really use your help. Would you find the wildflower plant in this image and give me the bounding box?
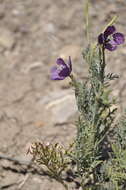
[28,3,126,190]
[51,57,72,80]
[98,25,125,51]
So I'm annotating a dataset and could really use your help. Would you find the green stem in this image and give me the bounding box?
[69,74,76,85]
[101,46,106,83]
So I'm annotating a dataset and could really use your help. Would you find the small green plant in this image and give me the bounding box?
[28,142,72,189]
[28,4,126,190]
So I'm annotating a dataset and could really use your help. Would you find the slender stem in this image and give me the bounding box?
[101,46,106,83]
[69,74,79,97]
[69,74,76,85]
[85,0,90,44]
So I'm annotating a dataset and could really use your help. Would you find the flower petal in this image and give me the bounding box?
[105,41,117,51]
[51,57,72,80]
[51,66,57,73]
[67,56,72,72]
[113,32,125,45]
[104,25,116,38]
[59,67,70,77]
[50,66,64,80]
[56,58,66,66]
[98,33,105,44]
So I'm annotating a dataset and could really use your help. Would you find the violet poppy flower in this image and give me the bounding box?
[98,25,125,51]
[51,56,72,80]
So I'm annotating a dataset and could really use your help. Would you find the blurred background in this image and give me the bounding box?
[0,0,125,189]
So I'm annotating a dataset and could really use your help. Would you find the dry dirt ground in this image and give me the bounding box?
[0,0,126,189]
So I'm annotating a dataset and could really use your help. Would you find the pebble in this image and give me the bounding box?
[0,29,15,50]
[45,90,77,124]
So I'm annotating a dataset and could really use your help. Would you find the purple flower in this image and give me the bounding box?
[98,25,125,51]
[51,56,72,80]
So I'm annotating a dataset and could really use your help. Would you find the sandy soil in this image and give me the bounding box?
[0,0,126,189]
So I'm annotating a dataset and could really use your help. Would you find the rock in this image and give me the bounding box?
[0,29,15,50]
[0,112,20,151]
[44,23,56,34]
[44,90,77,124]
[0,170,20,188]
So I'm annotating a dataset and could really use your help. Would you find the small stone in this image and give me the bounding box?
[0,170,19,187]
[1,159,10,168]
[0,29,15,50]
[45,90,77,124]
[0,114,20,149]
[44,23,56,34]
